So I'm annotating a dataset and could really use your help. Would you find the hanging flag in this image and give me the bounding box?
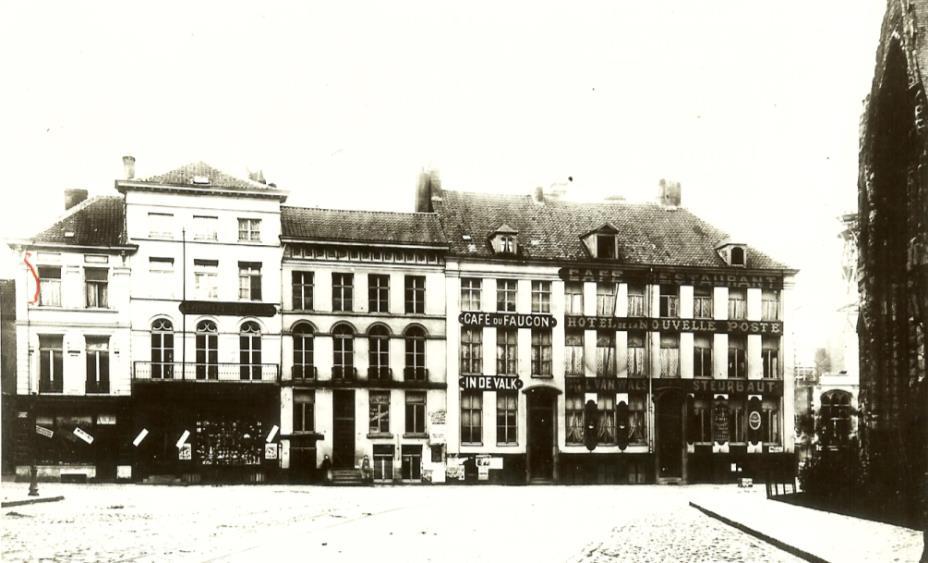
[23,251,40,304]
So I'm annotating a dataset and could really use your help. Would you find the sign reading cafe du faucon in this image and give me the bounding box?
[458,312,557,328]
[564,316,783,336]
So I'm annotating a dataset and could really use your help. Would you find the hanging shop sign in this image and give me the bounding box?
[73,427,94,444]
[35,425,54,439]
[459,376,524,391]
[747,397,763,445]
[458,312,557,329]
[564,377,783,396]
[713,398,730,445]
[132,428,149,447]
[558,267,783,290]
[563,315,783,336]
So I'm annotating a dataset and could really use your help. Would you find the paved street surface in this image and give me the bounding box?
[2,482,801,562]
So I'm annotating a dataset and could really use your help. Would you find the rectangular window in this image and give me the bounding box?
[531,329,552,377]
[597,394,616,445]
[405,392,426,435]
[627,331,645,377]
[460,327,483,375]
[460,278,481,312]
[85,336,110,394]
[369,391,391,434]
[531,281,551,313]
[148,212,173,239]
[496,279,517,312]
[192,215,218,241]
[627,285,645,317]
[292,271,314,311]
[401,445,422,480]
[565,332,584,376]
[596,331,615,377]
[728,336,747,378]
[238,262,262,300]
[596,283,617,316]
[762,336,780,379]
[332,273,354,312]
[369,274,390,313]
[373,444,394,481]
[460,391,482,444]
[496,328,517,375]
[565,282,584,315]
[565,395,584,444]
[194,260,219,300]
[762,290,780,321]
[659,286,679,318]
[404,275,425,314]
[729,399,746,443]
[628,394,647,445]
[38,266,61,307]
[660,334,680,378]
[763,400,780,443]
[39,335,64,393]
[728,289,746,320]
[293,391,314,432]
[693,399,711,443]
[496,392,518,445]
[84,268,109,308]
[694,287,713,319]
[693,334,713,377]
[237,218,261,242]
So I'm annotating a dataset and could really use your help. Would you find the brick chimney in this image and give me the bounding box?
[122,155,136,180]
[658,179,682,207]
[65,188,88,210]
[415,169,441,212]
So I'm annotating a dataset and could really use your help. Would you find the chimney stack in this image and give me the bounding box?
[248,170,267,184]
[65,188,88,210]
[122,155,136,180]
[658,179,682,207]
[415,169,441,212]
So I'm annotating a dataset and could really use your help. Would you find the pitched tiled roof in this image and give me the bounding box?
[281,207,446,246]
[28,196,126,247]
[432,190,788,270]
[138,161,278,192]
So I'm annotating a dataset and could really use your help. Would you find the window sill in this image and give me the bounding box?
[291,430,316,435]
[367,432,394,439]
[403,433,428,439]
[496,442,519,447]
[461,442,483,447]
[531,374,554,379]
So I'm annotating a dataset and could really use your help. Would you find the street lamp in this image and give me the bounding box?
[27,400,38,497]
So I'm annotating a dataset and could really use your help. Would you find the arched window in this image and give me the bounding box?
[240,321,262,380]
[404,326,427,381]
[820,390,853,446]
[151,319,174,379]
[195,320,218,380]
[333,324,354,380]
[292,323,315,380]
[369,325,391,380]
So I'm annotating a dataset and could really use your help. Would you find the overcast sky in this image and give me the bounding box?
[0,1,887,363]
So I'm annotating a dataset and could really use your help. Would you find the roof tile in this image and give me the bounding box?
[29,196,125,247]
[282,207,445,246]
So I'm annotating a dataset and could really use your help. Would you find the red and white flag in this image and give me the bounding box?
[22,251,40,304]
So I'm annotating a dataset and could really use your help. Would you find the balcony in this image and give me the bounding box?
[332,366,358,381]
[292,365,318,380]
[403,366,428,382]
[133,361,280,383]
[368,366,393,381]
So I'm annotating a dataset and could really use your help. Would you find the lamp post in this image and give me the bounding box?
[27,401,39,497]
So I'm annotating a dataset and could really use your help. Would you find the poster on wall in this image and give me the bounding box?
[178,444,192,460]
[712,398,729,445]
[265,443,278,460]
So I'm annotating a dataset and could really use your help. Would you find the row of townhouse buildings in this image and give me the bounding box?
[5,159,797,485]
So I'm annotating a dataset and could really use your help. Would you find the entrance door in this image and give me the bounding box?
[656,392,683,479]
[332,390,355,469]
[527,391,555,481]
[290,444,317,483]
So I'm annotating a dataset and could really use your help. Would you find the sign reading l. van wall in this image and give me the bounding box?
[564,377,783,396]
[558,267,783,290]
[564,315,783,336]
[459,375,524,391]
[458,312,557,329]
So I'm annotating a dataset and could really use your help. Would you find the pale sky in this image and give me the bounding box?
[0,1,887,363]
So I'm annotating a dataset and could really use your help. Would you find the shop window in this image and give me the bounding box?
[239,321,262,380]
[35,415,94,464]
[693,334,712,377]
[627,285,645,317]
[461,391,483,444]
[531,280,551,313]
[460,278,481,312]
[38,335,64,393]
[531,329,552,377]
[369,391,391,434]
[597,394,616,445]
[565,331,584,376]
[659,286,679,318]
[405,275,425,314]
[627,331,646,377]
[85,336,110,394]
[332,324,355,379]
[628,395,647,445]
[292,323,315,379]
[373,445,394,481]
[565,282,583,315]
[596,331,615,377]
[237,218,261,242]
[151,319,174,379]
[369,274,390,313]
[195,320,218,380]
[728,336,747,378]
[762,400,780,444]
[293,391,315,432]
[401,445,422,480]
[692,399,711,443]
[404,326,427,381]
[496,328,517,376]
[460,327,482,375]
[729,399,746,442]
[292,271,314,311]
[596,283,618,316]
[405,392,426,435]
[238,262,262,301]
[38,266,61,306]
[368,325,390,380]
[195,416,263,465]
[332,273,354,312]
[694,287,713,319]
[496,279,517,312]
[84,268,109,308]
[728,289,746,320]
[194,260,218,300]
[762,336,780,379]
[565,395,584,445]
[496,392,518,445]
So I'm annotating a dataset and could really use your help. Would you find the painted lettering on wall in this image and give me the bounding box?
[563,377,783,396]
[459,312,557,328]
[558,267,783,290]
[459,376,524,391]
[563,316,783,336]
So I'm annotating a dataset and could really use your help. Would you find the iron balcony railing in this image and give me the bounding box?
[368,366,393,381]
[291,365,318,380]
[331,366,358,380]
[403,366,428,381]
[133,361,280,383]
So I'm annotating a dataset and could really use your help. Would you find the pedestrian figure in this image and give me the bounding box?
[320,455,332,483]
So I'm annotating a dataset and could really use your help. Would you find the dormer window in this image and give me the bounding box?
[597,235,616,259]
[582,223,619,259]
[716,241,748,267]
[490,225,519,255]
[731,247,745,266]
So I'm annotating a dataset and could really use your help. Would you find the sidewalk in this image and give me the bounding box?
[688,485,924,562]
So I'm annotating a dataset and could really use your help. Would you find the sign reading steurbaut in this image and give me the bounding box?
[564,377,783,396]
[564,315,783,336]
[458,312,557,328]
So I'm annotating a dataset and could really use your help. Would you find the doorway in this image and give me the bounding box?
[526,389,557,482]
[332,390,355,469]
[656,391,683,480]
